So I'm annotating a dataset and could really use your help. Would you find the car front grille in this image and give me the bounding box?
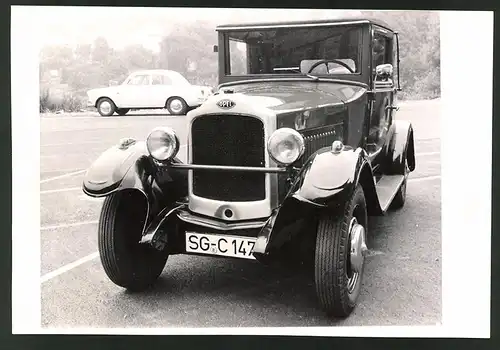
[191,114,266,202]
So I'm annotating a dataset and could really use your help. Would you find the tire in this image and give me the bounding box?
[166,97,188,115]
[96,97,116,117]
[98,190,169,291]
[116,108,130,116]
[391,151,410,209]
[314,184,368,317]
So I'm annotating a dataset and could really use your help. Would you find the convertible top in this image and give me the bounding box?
[216,17,394,32]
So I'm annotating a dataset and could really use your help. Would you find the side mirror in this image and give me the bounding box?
[213,45,218,53]
[375,63,393,80]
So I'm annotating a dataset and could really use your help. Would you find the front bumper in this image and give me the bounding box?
[139,203,271,255]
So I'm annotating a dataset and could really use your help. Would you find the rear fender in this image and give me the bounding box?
[253,146,381,254]
[82,140,187,234]
[386,120,416,174]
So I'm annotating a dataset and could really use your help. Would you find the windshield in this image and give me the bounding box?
[225,25,362,77]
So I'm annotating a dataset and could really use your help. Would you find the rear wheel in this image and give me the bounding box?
[314,184,368,317]
[166,97,188,115]
[96,97,116,117]
[116,108,130,116]
[98,190,169,291]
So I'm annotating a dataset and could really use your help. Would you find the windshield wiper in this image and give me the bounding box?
[272,67,320,81]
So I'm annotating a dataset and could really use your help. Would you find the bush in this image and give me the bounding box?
[39,88,51,113]
[39,88,86,113]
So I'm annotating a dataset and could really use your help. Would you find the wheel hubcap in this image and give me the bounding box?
[169,99,183,113]
[100,101,111,114]
[347,217,367,293]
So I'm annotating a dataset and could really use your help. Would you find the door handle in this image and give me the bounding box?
[385,105,399,112]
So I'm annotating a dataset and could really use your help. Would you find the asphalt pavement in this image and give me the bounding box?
[40,100,442,328]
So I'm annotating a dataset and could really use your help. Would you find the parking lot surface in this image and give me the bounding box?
[40,100,442,328]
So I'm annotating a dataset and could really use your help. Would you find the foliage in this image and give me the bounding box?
[39,11,440,108]
[361,10,440,99]
[39,88,86,113]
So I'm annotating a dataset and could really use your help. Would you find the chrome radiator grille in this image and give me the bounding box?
[190,114,266,202]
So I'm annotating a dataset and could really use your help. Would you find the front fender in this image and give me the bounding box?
[291,146,370,209]
[82,140,187,234]
[82,140,153,197]
[253,146,376,254]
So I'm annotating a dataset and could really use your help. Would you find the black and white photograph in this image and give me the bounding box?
[11,6,492,337]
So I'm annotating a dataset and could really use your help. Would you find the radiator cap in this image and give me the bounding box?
[331,140,344,154]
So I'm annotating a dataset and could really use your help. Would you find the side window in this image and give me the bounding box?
[372,32,394,81]
[152,74,163,85]
[392,34,399,84]
[152,74,173,85]
[127,74,150,86]
[372,33,388,69]
[229,39,248,75]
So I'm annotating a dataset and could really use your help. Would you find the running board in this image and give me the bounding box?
[375,175,405,212]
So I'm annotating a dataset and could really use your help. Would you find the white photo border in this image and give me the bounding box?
[10,7,493,338]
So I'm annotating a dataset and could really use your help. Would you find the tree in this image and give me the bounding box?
[92,37,112,65]
[159,21,219,85]
[75,43,92,63]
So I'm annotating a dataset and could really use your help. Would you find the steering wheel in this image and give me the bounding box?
[307,59,355,74]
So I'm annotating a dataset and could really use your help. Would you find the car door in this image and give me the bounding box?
[366,27,396,167]
[117,73,152,108]
[150,73,174,107]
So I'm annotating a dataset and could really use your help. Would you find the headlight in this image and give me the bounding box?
[146,127,180,162]
[267,128,305,166]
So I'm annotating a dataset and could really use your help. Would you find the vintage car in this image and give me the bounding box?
[82,17,415,318]
[86,69,212,116]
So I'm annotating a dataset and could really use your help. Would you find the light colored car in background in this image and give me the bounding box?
[87,69,212,116]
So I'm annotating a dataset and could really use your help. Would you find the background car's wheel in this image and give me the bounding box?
[391,152,410,209]
[96,97,116,117]
[166,97,188,115]
[116,108,130,116]
[314,184,368,317]
[98,190,169,291]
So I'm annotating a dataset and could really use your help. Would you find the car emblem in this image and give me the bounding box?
[217,99,236,109]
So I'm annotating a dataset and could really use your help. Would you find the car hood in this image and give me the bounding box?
[213,80,366,113]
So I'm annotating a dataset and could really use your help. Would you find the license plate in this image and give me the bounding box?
[185,232,256,260]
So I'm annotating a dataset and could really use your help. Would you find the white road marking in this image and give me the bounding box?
[40,170,86,184]
[78,194,104,202]
[41,140,108,147]
[41,187,81,194]
[366,250,386,257]
[415,137,440,143]
[408,175,441,182]
[41,220,98,231]
[41,252,100,283]
[415,152,440,157]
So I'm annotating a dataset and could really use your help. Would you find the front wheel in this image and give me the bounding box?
[314,184,368,317]
[98,190,169,291]
[166,97,188,115]
[96,97,116,117]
